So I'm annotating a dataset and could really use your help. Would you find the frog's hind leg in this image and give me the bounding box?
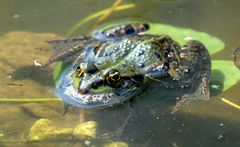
[180,40,211,100]
[93,23,150,41]
[44,36,99,66]
[172,40,211,113]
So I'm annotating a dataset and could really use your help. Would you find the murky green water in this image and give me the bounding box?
[0,0,240,146]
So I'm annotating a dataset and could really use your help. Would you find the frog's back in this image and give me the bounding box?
[91,35,174,77]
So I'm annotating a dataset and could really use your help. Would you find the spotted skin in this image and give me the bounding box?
[47,23,211,110]
[93,23,150,41]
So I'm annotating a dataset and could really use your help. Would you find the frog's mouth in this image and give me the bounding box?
[55,71,143,108]
[57,85,139,108]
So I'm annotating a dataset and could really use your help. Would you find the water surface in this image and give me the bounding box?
[0,0,240,146]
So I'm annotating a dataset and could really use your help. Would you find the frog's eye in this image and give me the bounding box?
[75,65,84,78]
[106,70,122,88]
[109,72,121,81]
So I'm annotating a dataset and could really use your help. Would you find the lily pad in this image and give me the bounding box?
[53,61,72,83]
[211,60,240,91]
[53,62,64,81]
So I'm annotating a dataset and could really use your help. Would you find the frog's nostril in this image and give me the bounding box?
[79,89,89,94]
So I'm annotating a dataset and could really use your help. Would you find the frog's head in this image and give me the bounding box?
[57,61,146,108]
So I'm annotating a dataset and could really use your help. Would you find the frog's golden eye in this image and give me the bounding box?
[75,65,84,78]
[109,72,121,81]
[106,70,122,88]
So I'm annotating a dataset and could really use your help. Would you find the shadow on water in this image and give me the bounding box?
[0,100,239,147]
[11,65,54,86]
[74,98,240,147]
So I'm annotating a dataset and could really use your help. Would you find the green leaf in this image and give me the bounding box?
[211,60,240,91]
[53,62,71,81]
[53,62,64,81]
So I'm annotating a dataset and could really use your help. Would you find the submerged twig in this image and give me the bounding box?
[220,97,240,110]
[66,3,135,36]
[0,98,61,102]
[90,0,123,31]
[79,109,85,124]
[6,83,23,86]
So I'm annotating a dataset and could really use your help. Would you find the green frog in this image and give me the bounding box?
[45,23,211,110]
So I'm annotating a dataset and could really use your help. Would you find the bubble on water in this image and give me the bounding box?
[219,123,224,127]
[217,134,225,141]
[13,14,20,19]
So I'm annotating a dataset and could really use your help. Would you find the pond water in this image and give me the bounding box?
[0,0,240,146]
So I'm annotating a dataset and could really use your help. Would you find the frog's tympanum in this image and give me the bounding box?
[45,23,211,109]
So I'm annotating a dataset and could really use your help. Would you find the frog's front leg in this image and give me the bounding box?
[93,23,150,41]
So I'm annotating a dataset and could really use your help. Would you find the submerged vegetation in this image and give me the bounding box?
[66,0,135,36]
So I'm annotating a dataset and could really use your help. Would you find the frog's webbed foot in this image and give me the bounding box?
[93,23,150,41]
[171,75,210,113]
[171,40,211,113]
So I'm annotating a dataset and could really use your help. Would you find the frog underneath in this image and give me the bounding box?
[45,23,211,109]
